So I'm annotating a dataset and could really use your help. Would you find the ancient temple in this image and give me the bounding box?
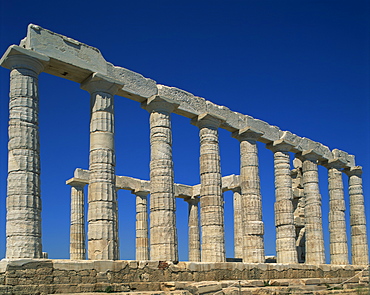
[0,24,368,294]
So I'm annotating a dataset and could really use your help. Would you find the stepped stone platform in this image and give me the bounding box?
[0,259,368,294]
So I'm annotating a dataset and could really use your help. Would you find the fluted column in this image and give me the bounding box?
[233,127,264,263]
[142,96,179,261]
[267,140,298,264]
[325,159,348,265]
[67,180,86,260]
[299,151,325,264]
[1,48,49,258]
[135,191,149,260]
[345,166,369,265]
[232,188,243,259]
[187,198,201,262]
[192,113,225,262]
[81,73,121,260]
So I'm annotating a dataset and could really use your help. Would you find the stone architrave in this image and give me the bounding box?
[345,166,369,265]
[81,73,122,260]
[1,48,49,259]
[187,198,201,262]
[267,139,298,264]
[233,127,265,263]
[142,96,179,261]
[325,159,349,265]
[135,191,149,261]
[192,113,226,262]
[67,179,86,260]
[299,150,325,265]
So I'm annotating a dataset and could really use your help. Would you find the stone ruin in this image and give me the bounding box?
[0,24,369,294]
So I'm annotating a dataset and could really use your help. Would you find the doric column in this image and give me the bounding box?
[192,113,225,262]
[1,47,49,258]
[232,188,243,259]
[187,198,201,262]
[142,96,179,261]
[233,127,264,263]
[67,179,87,260]
[135,191,149,261]
[325,159,348,265]
[267,139,298,264]
[299,150,325,264]
[81,73,122,260]
[345,166,369,265]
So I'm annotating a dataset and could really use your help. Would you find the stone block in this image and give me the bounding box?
[245,116,280,143]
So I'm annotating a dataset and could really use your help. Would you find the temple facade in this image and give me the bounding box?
[1,24,368,267]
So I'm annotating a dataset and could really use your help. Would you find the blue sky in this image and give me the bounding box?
[0,0,369,262]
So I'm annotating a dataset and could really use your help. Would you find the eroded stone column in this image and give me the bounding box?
[345,166,369,265]
[232,188,243,259]
[267,140,298,264]
[2,51,49,258]
[67,180,86,260]
[142,96,179,261]
[187,198,201,262]
[81,73,121,260]
[325,160,348,265]
[233,127,265,263]
[135,191,149,261]
[192,113,225,262]
[299,151,325,264]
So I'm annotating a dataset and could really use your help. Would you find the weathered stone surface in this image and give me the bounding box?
[186,198,200,262]
[143,96,179,261]
[193,113,225,262]
[81,74,121,260]
[345,167,369,265]
[135,191,149,261]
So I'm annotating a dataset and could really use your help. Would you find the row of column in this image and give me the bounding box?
[4,53,369,266]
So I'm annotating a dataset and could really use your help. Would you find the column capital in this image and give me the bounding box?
[191,112,225,129]
[344,166,363,177]
[1,45,49,74]
[81,72,123,95]
[185,197,200,205]
[296,149,322,162]
[322,157,347,170]
[132,190,149,197]
[141,95,180,113]
[66,178,88,188]
[266,139,295,152]
[232,126,263,142]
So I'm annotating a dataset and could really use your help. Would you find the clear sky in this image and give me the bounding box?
[0,0,369,262]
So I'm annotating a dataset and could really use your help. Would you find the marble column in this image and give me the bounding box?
[233,127,265,263]
[135,191,149,261]
[345,166,369,265]
[299,151,325,265]
[187,198,201,262]
[1,49,49,258]
[267,140,298,264]
[67,180,86,260]
[192,113,225,262]
[142,96,179,261]
[326,160,348,265]
[232,188,243,259]
[81,73,121,260]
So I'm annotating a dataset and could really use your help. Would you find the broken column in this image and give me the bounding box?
[142,96,179,261]
[299,150,325,265]
[187,197,201,262]
[325,159,349,265]
[192,113,225,262]
[1,47,49,258]
[67,179,86,260]
[233,127,265,263]
[345,166,369,265]
[135,191,149,261]
[267,139,298,264]
[81,73,121,260]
